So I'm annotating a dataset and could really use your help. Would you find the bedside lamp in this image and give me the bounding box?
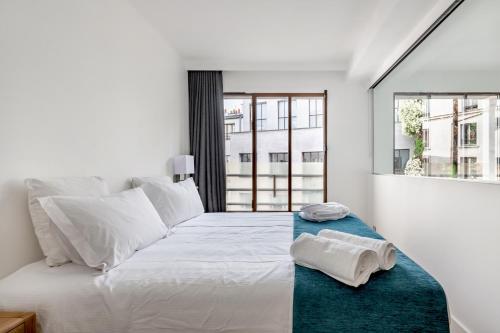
[174,155,194,182]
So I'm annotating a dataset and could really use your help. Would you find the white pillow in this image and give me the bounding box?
[25,177,109,266]
[140,178,204,228]
[38,188,168,272]
[131,176,173,188]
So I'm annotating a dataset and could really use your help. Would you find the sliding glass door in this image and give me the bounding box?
[224,96,253,211]
[224,92,327,212]
[256,97,290,211]
[291,97,325,211]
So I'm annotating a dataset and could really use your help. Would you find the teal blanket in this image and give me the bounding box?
[293,213,449,333]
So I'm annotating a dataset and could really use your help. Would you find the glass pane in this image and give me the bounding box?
[224,96,252,211]
[394,94,499,181]
[291,97,324,211]
[256,97,289,211]
[458,95,497,179]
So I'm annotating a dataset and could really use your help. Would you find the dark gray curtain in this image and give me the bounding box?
[188,71,226,212]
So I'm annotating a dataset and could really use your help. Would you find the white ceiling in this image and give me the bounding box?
[129,0,455,85]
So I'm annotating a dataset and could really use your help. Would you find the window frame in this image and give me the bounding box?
[224,123,234,140]
[269,152,289,163]
[308,99,323,128]
[302,151,324,163]
[256,102,267,131]
[239,153,252,163]
[392,92,500,180]
[224,92,328,212]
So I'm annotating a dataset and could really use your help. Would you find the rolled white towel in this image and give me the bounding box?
[300,202,350,221]
[318,229,396,270]
[290,233,379,287]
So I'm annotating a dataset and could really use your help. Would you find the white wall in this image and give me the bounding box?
[0,0,189,278]
[372,174,500,333]
[370,1,500,331]
[223,71,371,222]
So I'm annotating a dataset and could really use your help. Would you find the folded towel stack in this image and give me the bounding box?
[291,233,379,287]
[318,229,396,271]
[290,229,397,287]
[299,202,350,222]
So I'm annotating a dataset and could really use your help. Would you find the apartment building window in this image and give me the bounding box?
[394,149,410,174]
[460,157,477,178]
[423,128,429,148]
[309,99,323,128]
[269,152,288,163]
[278,100,297,130]
[464,99,479,111]
[225,123,234,140]
[460,123,477,146]
[278,100,288,130]
[239,153,252,163]
[394,94,500,181]
[256,102,267,131]
[302,151,324,162]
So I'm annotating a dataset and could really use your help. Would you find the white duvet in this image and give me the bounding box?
[0,213,294,333]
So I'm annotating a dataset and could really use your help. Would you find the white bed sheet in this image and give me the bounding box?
[0,213,294,333]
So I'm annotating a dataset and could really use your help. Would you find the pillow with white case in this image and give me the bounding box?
[140,178,205,228]
[25,177,109,266]
[39,188,168,272]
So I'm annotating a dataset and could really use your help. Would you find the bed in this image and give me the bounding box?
[0,212,449,332]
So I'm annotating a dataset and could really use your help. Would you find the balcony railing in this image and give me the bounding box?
[226,173,323,208]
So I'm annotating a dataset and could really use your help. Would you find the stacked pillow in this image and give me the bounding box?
[39,188,167,272]
[25,177,110,266]
[26,176,204,272]
[138,178,204,229]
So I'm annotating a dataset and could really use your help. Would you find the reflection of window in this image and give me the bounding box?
[394,149,410,174]
[302,151,324,162]
[269,152,288,163]
[423,129,429,148]
[460,123,477,146]
[256,102,266,131]
[239,153,252,163]
[278,100,297,130]
[278,100,288,130]
[225,123,234,140]
[309,99,323,128]
[465,99,479,111]
[460,157,477,178]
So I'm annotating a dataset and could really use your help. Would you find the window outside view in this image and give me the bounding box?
[394,94,500,180]
[224,95,325,211]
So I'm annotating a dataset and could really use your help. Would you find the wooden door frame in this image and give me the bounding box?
[224,91,328,212]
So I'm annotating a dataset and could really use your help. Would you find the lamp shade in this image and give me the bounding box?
[174,155,194,175]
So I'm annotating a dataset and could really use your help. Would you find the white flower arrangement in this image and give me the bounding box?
[399,100,423,137]
[404,157,423,176]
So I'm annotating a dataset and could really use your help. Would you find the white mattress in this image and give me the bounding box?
[0,213,294,333]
